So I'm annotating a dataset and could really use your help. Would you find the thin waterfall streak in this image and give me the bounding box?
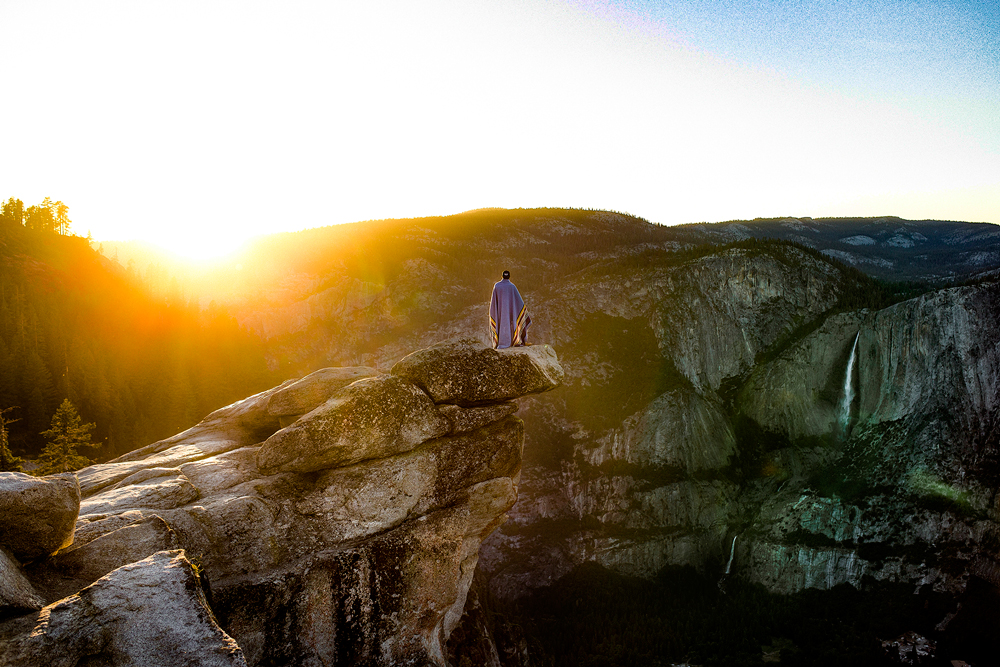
[724,534,738,575]
[840,332,860,431]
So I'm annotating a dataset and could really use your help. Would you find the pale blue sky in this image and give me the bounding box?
[1,0,997,258]
[604,0,999,142]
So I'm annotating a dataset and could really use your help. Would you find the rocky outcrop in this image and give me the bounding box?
[0,551,245,667]
[0,472,80,561]
[391,339,564,405]
[0,340,562,667]
[266,366,378,424]
[256,374,451,473]
[0,547,44,612]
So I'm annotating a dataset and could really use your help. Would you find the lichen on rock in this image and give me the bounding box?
[391,338,564,406]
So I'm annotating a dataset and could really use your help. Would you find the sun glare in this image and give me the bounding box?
[1,0,997,243]
[141,231,249,264]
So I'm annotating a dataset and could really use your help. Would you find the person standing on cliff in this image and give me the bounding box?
[490,270,531,349]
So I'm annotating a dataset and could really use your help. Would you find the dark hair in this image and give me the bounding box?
[502,270,510,279]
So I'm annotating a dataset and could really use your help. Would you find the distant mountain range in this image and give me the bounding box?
[676,216,1000,283]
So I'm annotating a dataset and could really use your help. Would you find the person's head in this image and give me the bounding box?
[502,270,510,279]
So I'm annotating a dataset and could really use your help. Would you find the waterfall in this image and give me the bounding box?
[839,332,859,432]
[724,534,738,575]
[719,533,740,592]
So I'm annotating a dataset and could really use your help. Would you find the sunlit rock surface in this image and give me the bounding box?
[0,551,246,667]
[391,338,564,405]
[0,472,80,561]
[0,340,562,667]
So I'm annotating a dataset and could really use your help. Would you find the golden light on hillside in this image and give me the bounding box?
[151,230,248,263]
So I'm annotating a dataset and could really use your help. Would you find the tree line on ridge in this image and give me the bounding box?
[0,196,279,471]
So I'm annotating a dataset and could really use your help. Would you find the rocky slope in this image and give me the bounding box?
[0,340,563,666]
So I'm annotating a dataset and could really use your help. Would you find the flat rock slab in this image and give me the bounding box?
[0,472,80,561]
[80,473,198,518]
[266,366,378,417]
[438,402,518,435]
[78,443,239,498]
[71,510,147,551]
[0,550,246,667]
[256,375,451,474]
[179,447,259,497]
[391,338,564,406]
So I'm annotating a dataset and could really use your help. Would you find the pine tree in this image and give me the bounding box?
[0,407,23,472]
[35,399,94,475]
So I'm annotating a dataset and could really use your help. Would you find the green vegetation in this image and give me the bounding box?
[35,398,94,474]
[0,406,23,472]
[907,469,980,519]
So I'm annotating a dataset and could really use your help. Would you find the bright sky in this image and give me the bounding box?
[2,0,998,258]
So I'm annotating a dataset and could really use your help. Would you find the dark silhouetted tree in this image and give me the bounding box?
[0,407,23,472]
[0,198,24,227]
[35,398,94,475]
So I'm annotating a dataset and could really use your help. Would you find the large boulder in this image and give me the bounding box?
[51,515,180,583]
[391,338,564,406]
[0,550,246,667]
[255,374,451,474]
[36,516,181,601]
[0,472,80,561]
[158,416,524,579]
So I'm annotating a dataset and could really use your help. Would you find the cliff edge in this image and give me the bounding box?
[0,339,563,667]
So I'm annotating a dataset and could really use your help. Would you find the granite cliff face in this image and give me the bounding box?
[481,242,855,592]
[0,340,563,667]
[486,274,999,613]
[736,282,1000,597]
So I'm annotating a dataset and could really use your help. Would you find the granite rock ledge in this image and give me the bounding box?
[0,340,562,667]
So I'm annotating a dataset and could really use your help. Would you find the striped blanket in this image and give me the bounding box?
[489,278,531,349]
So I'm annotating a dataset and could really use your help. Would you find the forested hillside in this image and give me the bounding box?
[0,198,278,462]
